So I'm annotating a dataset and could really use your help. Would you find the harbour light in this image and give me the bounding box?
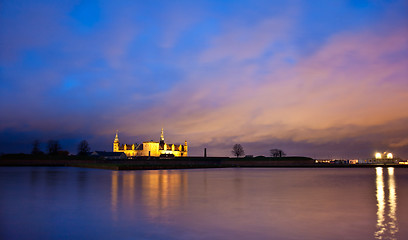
[375,152,382,159]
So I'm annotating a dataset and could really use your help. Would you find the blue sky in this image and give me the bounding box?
[1,0,407,158]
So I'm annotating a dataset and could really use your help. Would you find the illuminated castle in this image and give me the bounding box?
[113,129,188,157]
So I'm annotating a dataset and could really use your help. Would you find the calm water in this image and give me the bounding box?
[1,167,408,240]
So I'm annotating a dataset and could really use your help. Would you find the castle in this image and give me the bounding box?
[113,129,188,157]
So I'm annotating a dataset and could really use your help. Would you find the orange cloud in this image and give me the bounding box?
[110,27,408,158]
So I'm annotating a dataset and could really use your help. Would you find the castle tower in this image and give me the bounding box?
[160,128,165,148]
[113,130,119,152]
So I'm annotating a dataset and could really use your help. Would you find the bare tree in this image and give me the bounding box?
[78,140,90,155]
[232,144,245,158]
[31,140,43,155]
[47,140,61,155]
[270,149,286,157]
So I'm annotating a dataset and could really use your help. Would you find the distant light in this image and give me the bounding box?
[387,153,393,159]
[375,152,382,159]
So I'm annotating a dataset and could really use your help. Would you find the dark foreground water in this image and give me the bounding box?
[1,167,408,240]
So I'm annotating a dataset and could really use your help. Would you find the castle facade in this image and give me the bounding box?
[113,129,188,157]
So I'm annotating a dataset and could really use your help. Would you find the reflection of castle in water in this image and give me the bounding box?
[110,170,187,221]
[375,167,398,239]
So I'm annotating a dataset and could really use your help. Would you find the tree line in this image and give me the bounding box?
[31,139,90,156]
[231,144,286,158]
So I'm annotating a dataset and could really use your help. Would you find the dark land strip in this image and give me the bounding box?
[1,155,406,170]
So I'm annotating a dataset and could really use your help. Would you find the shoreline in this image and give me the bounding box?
[1,155,406,170]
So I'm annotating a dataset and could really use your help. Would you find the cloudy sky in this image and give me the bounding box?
[1,0,407,159]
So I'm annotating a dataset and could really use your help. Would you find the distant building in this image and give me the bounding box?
[113,129,188,157]
[359,152,398,164]
[315,159,331,164]
[91,151,127,159]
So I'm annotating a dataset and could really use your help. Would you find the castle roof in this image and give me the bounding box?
[113,129,187,151]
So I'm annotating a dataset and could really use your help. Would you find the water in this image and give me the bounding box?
[1,167,407,240]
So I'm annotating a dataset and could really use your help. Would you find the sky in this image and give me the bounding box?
[0,0,407,159]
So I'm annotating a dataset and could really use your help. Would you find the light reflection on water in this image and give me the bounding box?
[110,170,188,222]
[388,168,398,236]
[111,171,118,221]
[1,167,408,239]
[141,170,187,220]
[375,167,398,239]
[376,167,385,237]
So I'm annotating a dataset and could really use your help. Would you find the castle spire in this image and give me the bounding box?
[160,128,164,141]
[114,130,119,143]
